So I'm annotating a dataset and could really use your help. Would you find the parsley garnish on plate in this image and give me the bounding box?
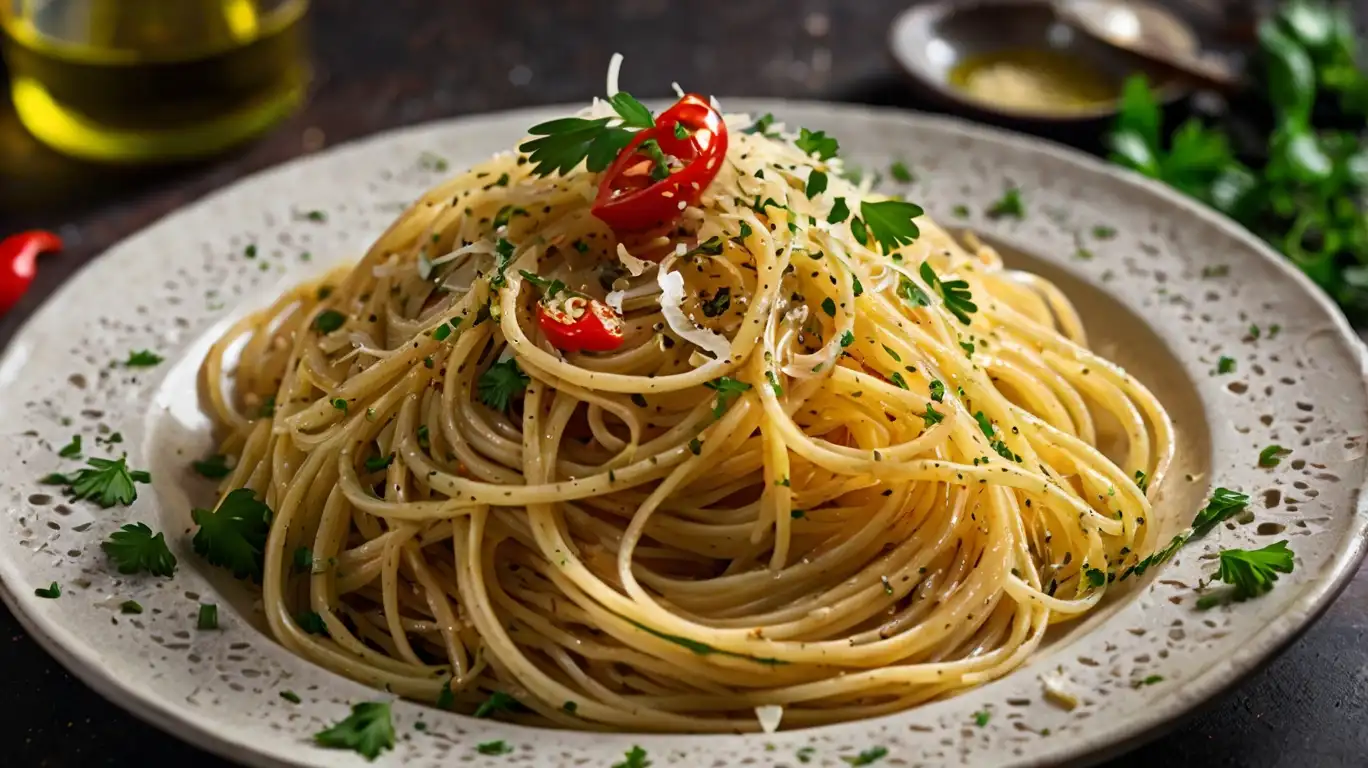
[841,746,889,765]
[191,454,233,479]
[123,350,163,367]
[828,197,850,224]
[744,113,778,137]
[102,522,177,577]
[806,170,828,198]
[704,377,752,418]
[297,610,329,635]
[795,127,839,160]
[1216,355,1236,374]
[519,92,655,176]
[34,582,61,599]
[919,262,977,324]
[613,745,651,768]
[58,434,81,458]
[120,600,142,614]
[478,358,530,412]
[477,740,514,756]
[1214,540,1295,599]
[921,404,944,428]
[890,161,914,182]
[860,200,924,254]
[192,488,272,581]
[197,603,219,630]
[1123,487,1249,579]
[986,186,1025,219]
[47,456,151,508]
[929,379,945,402]
[797,746,817,763]
[973,710,990,726]
[1258,444,1290,467]
[314,701,396,761]
[473,690,520,719]
[280,690,301,704]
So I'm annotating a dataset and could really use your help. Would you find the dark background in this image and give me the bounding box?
[2,1,1366,766]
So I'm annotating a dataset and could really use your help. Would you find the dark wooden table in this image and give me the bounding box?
[3,2,1366,766]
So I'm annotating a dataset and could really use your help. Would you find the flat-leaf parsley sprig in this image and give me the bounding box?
[102,522,177,577]
[519,92,656,177]
[192,488,273,582]
[42,455,151,508]
[1122,487,1249,580]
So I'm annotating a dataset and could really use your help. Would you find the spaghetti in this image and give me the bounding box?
[199,86,1174,732]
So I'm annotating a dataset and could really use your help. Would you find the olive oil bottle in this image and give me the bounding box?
[0,0,309,163]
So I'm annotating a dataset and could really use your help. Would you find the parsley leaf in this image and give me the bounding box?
[1215,540,1295,599]
[478,358,530,412]
[120,600,142,614]
[34,582,60,599]
[1259,444,1290,467]
[919,262,977,324]
[197,603,218,630]
[704,377,752,418]
[123,350,163,367]
[795,128,839,160]
[364,453,395,472]
[806,170,828,198]
[890,161,914,182]
[477,740,514,756]
[973,710,990,726]
[701,287,731,317]
[897,275,930,307]
[58,434,81,458]
[58,456,151,508]
[102,522,177,577]
[1134,469,1150,492]
[614,746,651,768]
[860,200,924,254]
[192,454,233,479]
[297,611,329,635]
[828,197,850,224]
[628,618,787,664]
[1085,567,1106,587]
[1124,487,1249,579]
[520,117,636,177]
[744,113,777,137]
[191,488,272,582]
[1216,355,1236,374]
[314,701,395,761]
[314,309,345,334]
[987,187,1025,219]
[607,92,655,129]
[922,404,944,428]
[840,330,855,347]
[474,690,519,719]
[929,379,945,402]
[821,297,837,317]
[842,746,889,765]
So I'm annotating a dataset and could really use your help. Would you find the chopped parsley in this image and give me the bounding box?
[952,204,970,218]
[102,523,177,577]
[293,546,314,573]
[974,710,991,726]
[1258,444,1289,467]
[192,454,233,479]
[806,170,829,198]
[297,611,329,635]
[821,297,837,317]
[1085,568,1106,587]
[519,92,654,176]
[919,262,977,323]
[197,603,219,630]
[192,488,272,581]
[1134,469,1150,493]
[478,359,529,412]
[1092,225,1117,239]
[628,619,787,665]
[987,186,1025,219]
[58,434,81,458]
[364,453,395,472]
[1134,675,1164,687]
[795,127,839,160]
[922,404,944,428]
[314,701,395,760]
[890,161,914,182]
[493,204,527,229]
[897,275,930,307]
[960,341,975,357]
[123,350,163,367]
[34,582,61,599]
[1216,355,1236,374]
[331,398,348,413]
[280,690,302,704]
[1214,540,1294,600]
[613,746,651,768]
[705,377,752,418]
[47,456,151,508]
[860,200,924,254]
[477,740,514,756]
[840,330,855,348]
[828,197,851,224]
[841,746,889,765]
[688,438,703,456]
[929,379,945,402]
[889,371,909,389]
[702,287,731,317]
[744,113,777,137]
[474,690,519,719]
[797,746,817,763]
[120,600,143,614]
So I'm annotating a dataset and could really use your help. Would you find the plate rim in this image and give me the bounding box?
[2,98,1367,768]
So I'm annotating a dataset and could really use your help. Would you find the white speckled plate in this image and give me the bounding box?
[2,102,1366,768]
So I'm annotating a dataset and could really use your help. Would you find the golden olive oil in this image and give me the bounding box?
[1,0,309,163]
[948,48,1119,114]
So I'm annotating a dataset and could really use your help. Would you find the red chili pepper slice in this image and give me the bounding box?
[0,230,62,314]
[591,93,728,234]
[536,294,625,354]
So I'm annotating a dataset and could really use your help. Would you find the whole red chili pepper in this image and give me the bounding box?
[0,230,62,314]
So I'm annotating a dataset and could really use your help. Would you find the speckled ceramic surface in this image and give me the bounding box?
[2,102,1366,768]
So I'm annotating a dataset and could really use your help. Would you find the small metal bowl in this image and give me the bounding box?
[889,0,1193,124]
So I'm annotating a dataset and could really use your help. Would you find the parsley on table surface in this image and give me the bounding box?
[58,434,81,458]
[919,262,977,324]
[45,456,151,508]
[314,701,395,761]
[123,350,163,367]
[986,187,1024,219]
[860,200,924,254]
[842,746,889,765]
[1106,2,1368,322]
[704,376,752,418]
[478,358,530,412]
[1215,540,1295,599]
[518,91,654,177]
[191,453,233,479]
[613,745,651,768]
[192,488,272,581]
[34,582,61,599]
[102,522,177,577]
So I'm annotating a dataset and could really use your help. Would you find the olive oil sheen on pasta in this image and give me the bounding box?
[0,0,309,163]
